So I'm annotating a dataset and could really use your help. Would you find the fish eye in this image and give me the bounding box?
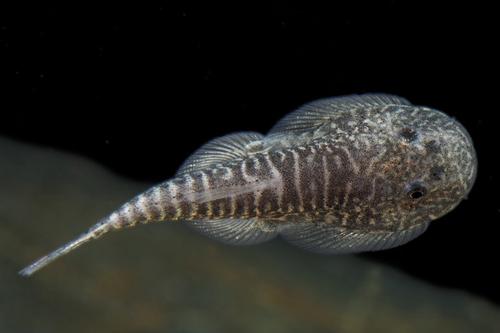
[407,183,427,199]
[400,127,418,142]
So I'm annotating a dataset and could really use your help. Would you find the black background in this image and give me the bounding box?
[1,3,499,304]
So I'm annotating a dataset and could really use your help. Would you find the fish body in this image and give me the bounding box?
[20,94,477,276]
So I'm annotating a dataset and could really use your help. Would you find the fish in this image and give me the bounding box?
[19,94,477,276]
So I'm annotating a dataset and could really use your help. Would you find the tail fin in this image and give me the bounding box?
[19,220,113,277]
[19,179,187,276]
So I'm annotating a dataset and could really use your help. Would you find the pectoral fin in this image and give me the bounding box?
[268,94,412,135]
[281,222,429,254]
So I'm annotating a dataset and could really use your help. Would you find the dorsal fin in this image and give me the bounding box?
[268,94,412,135]
[281,221,428,254]
[176,132,264,176]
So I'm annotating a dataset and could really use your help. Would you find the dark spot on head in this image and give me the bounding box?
[407,183,427,200]
[425,140,440,153]
[400,127,418,142]
[409,190,424,199]
[430,166,444,181]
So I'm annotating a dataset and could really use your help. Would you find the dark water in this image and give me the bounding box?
[1,3,499,332]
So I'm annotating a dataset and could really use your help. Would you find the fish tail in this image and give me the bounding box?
[18,218,114,277]
[19,179,183,277]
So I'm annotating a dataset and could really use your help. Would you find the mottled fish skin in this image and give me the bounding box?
[20,94,477,276]
[118,104,476,230]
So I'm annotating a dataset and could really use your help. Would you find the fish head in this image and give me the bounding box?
[375,106,477,227]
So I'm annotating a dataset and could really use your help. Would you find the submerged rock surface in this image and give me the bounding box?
[0,137,498,333]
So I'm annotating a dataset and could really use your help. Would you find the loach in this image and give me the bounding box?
[19,94,477,276]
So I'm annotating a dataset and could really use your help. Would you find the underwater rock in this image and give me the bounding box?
[0,137,498,333]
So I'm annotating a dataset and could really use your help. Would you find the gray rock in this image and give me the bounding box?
[1,137,498,333]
